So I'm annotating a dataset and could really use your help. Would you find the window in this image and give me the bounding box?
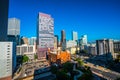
[7,53,10,55]
[7,45,10,47]
[7,51,10,52]
[7,48,10,50]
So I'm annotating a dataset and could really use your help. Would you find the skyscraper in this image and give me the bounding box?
[54,35,59,49]
[72,31,78,41]
[8,18,20,36]
[0,0,9,41]
[28,37,36,45]
[37,12,54,59]
[96,39,114,57]
[54,36,58,49]
[7,18,20,45]
[61,30,66,43]
[0,42,16,80]
[61,30,66,50]
[80,35,87,45]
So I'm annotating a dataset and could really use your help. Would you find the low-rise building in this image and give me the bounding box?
[66,40,77,48]
[67,47,80,54]
[17,44,36,60]
[48,50,71,64]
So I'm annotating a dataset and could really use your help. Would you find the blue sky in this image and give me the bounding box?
[9,0,120,42]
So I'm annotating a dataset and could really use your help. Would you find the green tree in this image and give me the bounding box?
[80,50,87,53]
[51,65,58,74]
[115,77,120,80]
[63,62,73,72]
[56,70,71,80]
[34,54,38,60]
[22,55,29,63]
[76,58,84,66]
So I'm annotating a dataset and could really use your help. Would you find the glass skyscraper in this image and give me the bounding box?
[8,18,20,36]
[0,0,9,41]
[72,31,78,41]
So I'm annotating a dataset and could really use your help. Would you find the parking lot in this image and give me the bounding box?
[23,60,50,77]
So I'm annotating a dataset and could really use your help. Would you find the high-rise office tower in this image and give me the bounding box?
[0,42,16,80]
[7,18,20,45]
[80,35,87,45]
[61,30,66,43]
[0,1,16,80]
[0,0,9,41]
[55,35,59,48]
[8,18,20,36]
[72,31,78,41]
[96,39,114,57]
[37,13,54,59]
[61,30,66,50]
[54,36,58,49]
[28,37,36,45]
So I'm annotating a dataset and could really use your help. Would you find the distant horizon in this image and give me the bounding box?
[9,0,120,42]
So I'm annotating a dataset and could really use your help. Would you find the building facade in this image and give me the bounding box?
[113,41,120,59]
[55,35,59,48]
[21,37,29,45]
[88,43,97,55]
[7,18,20,45]
[54,36,58,49]
[37,13,54,59]
[7,35,20,45]
[48,50,71,64]
[17,44,36,60]
[96,39,114,58]
[0,0,9,41]
[61,30,66,43]
[80,35,87,45]
[28,37,36,45]
[8,18,20,36]
[72,31,78,41]
[0,42,16,80]
[66,40,77,48]
[61,30,66,51]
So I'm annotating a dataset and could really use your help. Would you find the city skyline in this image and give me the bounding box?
[1,0,120,80]
[9,0,120,41]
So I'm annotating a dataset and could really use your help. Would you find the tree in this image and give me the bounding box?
[51,65,58,74]
[22,55,29,63]
[78,73,93,80]
[34,54,38,60]
[56,70,71,80]
[80,50,87,53]
[76,58,84,66]
[63,62,73,72]
[115,77,120,80]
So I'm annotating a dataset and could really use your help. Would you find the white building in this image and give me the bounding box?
[80,35,87,45]
[17,44,36,60]
[37,12,54,59]
[8,18,20,36]
[0,42,16,79]
[67,47,80,54]
[72,31,78,41]
[66,40,77,48]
